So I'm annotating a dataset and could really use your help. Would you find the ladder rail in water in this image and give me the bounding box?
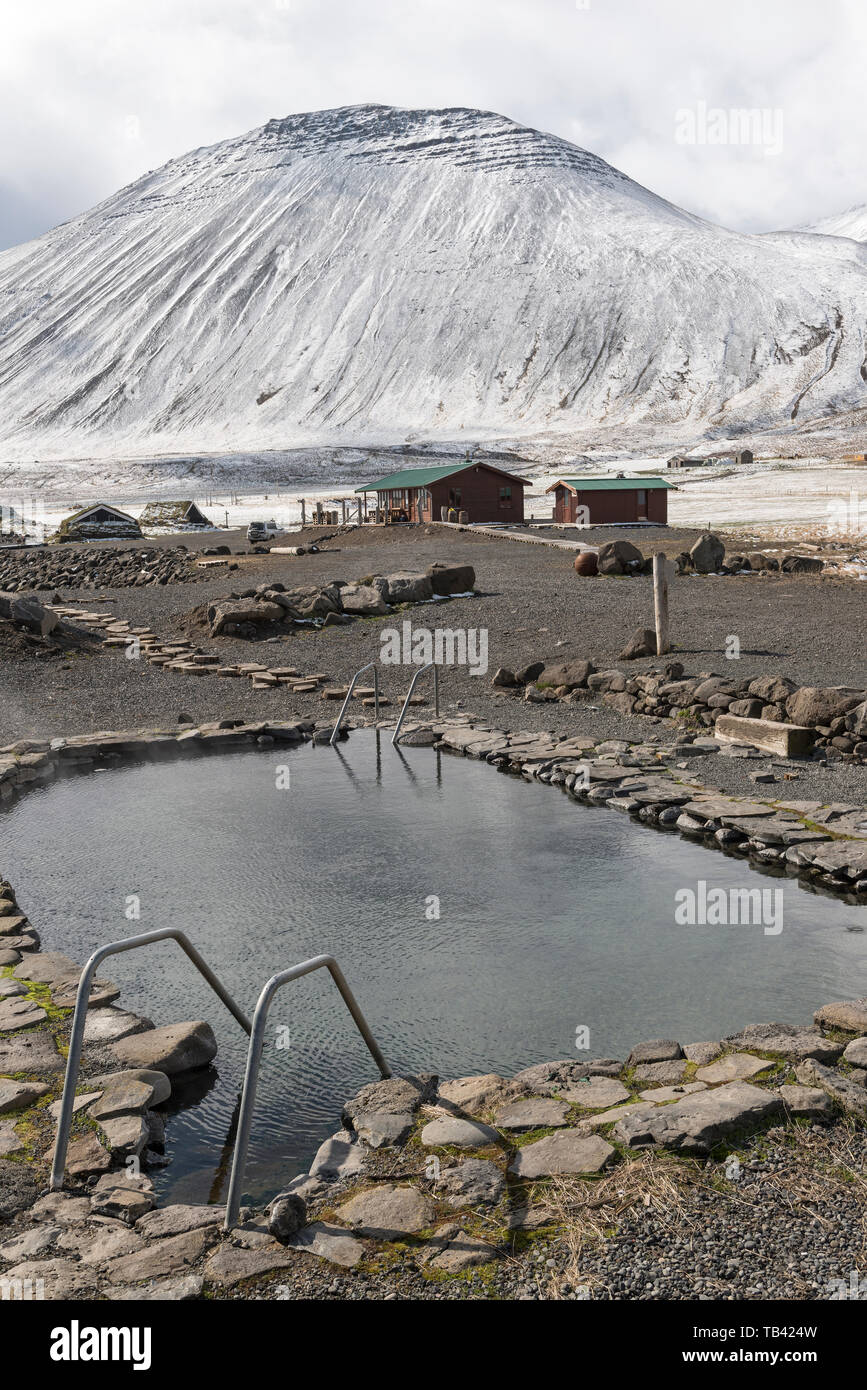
[392,661,439,745]
[330,661,379,745]
[49,928,252,1192]
[223,955,390,1230]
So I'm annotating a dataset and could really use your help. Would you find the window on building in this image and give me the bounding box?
[499,486,512,503]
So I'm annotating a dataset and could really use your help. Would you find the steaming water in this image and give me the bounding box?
[2,733,864,1205]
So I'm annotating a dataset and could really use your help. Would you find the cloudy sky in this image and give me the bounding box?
[1,0,864,250]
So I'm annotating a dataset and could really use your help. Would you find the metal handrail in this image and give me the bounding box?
[330,662,379,745]
[49,929,252,1191]
[392,661,439,744]
[223,954,390,1230]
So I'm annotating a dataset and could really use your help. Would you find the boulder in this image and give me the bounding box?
[514,660,545,685]
[785,687,863,727]
[780,554,823,574]
[268,1192,307,1242]
[814,999,867,1034]
[627,1039,683,1066]
[420,1117,498,1148]
[619,627,657,660]
[845,700,867,738]
[597,540,644,575]
[111,1021,217,1075]
[208,599,284,635]
[426,562,475,596]
[283,584,342,618]
[747,674,797,704]
[537,658,594,691]
[339,583,389,616]
[491,667,517,688]
[379,572,433,604]
[689,533,725,573]
[573,550,598,576]
[777,1085,835,1122]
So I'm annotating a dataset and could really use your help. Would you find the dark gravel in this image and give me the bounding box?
[1,523,864,802]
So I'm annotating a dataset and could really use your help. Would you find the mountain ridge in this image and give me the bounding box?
[0,103,864,462]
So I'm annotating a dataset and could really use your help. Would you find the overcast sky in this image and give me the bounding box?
[1,0,864,250]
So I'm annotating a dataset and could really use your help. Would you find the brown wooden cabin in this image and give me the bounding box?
[546,476,672,525]
[357,461,529,524]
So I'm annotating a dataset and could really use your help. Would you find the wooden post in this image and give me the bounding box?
[300,498,306,526]
[341,499,347,524]
[653,553,670,655]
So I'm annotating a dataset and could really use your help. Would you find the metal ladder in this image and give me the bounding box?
[50,928,253,1192]
[223,954,390,1230]
[330,661,380,745]
[392,661,439,744]
[49,934,390,1234]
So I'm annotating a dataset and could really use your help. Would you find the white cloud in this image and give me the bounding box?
[0,0,864,248]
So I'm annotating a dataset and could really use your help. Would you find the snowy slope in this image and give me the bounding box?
[0,103,865,461]
[803,204,867,243]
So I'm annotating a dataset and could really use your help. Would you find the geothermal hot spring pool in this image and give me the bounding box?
[2,732,864,1205]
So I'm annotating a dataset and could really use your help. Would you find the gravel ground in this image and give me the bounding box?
[1,523,864,802]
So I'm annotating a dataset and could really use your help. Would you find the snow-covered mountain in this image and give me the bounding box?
[0,103,865,462]
[803,204,867,244]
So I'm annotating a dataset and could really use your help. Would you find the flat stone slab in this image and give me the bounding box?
[89,1078,155,1119]
[695,1053,774,1084]
[66,1133,111,1176]
[494,1097,570,1130]
[683,1041,723,1065]
[91,1186,154,1222]
[683,798,777,821]
[104,1227,213,1284]
[627,1039,683,1066]
[638,1081,708,1103]
[96,1113,149,1157]
[614,1081,784,1153]
[83,1008,153,1044]
[89,1068,172,1105]
[508,1132,615,1178]
[632,1060,688,1084]
[436,1158,505,1207]
[777,1085,835,1122]
[309,1129,369,1179]
[288,1222,364,1268]
[0,1028,63,1073]
[420,1117,499,1148]
[110,1275,204,1301]
[424,1227,497,1272]
[204,1240,295,1285]
[0,997,47,1031]
[726,1023,843,1063]
[576,1101,659,1131]
[795,1059,867,1118]
[354,1111,414,1148]
[112,1020,217,1074]
[561,1078,631,1108]
[136,1204,224,1239]
[0,1079,50,1114]
[0,1225,61,1262]
[30,1193,92,1225]
[337,1184,435,1238]
[0,1120,23,1155]
[5,1257,98,1299]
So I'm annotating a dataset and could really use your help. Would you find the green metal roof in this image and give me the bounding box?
[549,476,673,492]
[356,462,528,492]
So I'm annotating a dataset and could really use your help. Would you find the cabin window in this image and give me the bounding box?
[499,486,512,503]
[637,490,647,507]
[448,489,461,506]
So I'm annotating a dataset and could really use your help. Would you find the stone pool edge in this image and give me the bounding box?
[1,713,866,1300]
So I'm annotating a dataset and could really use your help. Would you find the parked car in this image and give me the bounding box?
[246,518,285,543]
